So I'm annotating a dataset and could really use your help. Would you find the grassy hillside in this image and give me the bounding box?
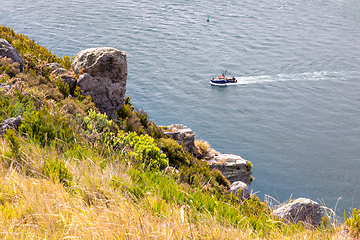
[0,25,359,239]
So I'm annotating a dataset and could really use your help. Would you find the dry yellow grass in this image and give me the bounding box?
[0,138,356,240]
[194,139,211,157]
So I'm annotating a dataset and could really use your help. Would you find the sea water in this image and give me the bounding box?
[1,0,360,216]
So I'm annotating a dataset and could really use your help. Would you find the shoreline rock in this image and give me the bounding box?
[272,198,322,227]
[163,124,252,186]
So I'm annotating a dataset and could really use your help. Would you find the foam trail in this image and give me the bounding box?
[232,71,344,85]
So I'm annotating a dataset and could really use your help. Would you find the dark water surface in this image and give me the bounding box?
[2,0,360,215]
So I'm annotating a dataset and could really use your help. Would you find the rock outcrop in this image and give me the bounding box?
[163,124,196,152]
[0,116,24,135]
[0,38,23,71]
[207,153,252,185]
[45,63,63,72]
[46,63,76,93]
[71,47,127,116]
[272,198,322,227]
[163,124,252,186]
[230,181,250,199]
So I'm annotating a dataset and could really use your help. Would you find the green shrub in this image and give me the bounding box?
[55,77,70,98]
[157,137,190,167]
[0,56,20,78]
[179,158,230,192]
[102,131,125,151]
[212,168,231,189]
[83,109,112,134]
[345,208,360,235]
[124,132,168,170]
[12,101,25,117]
[43,157,73,187]
[246,161,253,171]
[3,129,21,161]
[115,96,134,120]
[19,107,74,146]
[115,96,163,138]
[0,94,12,121]
[73,86,86,101]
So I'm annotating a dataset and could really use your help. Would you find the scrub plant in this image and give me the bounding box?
[195,139,210,156]
[83,109,112,135]
[43,157,73,188]
[344,208,360,236]
[123,132,169,170]
[3,129,21,162]
[19,106,74,147]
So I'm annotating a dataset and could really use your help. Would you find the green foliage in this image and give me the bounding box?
[0,26,72,74]
[246,161,253,171]
[126,169,276,236]
[83,109,112,134]
[124,132,169,170]
[61,55,74,70]
[73,86,86,101]
[345,208,360,235]
[102,131,125,151]
[157,137,190,167]
[3,129,21,161]
[43,157,73,187]
[212,168,231,189]
[19,107,74,147]
[115,96,163,138]
[12,101,25,117]
[179,158,230,191]
[116,96,134,119]
[55,77,70,98]
[0,56,20,78]
[0,94,12,121]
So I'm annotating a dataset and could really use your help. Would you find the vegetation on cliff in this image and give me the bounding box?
[0,26,359,239]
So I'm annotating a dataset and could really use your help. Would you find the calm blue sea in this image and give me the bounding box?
[2,0,360,216]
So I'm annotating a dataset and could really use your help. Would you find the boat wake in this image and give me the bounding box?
[228,71,345,85]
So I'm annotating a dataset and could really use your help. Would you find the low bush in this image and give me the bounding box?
[115,96,163,138]
[195,139,210,156]
[123,132,168,170]
[83,109,112,135]
[3,129,21,162]
[55,77,70,98]
[157,137,190,167]
[19,106,74,147]
[344,208,360,236]
[179,158,230,192]
[0,57,20,78]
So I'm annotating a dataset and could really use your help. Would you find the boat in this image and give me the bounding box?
[210,71,237,86]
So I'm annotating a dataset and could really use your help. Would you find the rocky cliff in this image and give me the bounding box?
[163,124,253,186]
